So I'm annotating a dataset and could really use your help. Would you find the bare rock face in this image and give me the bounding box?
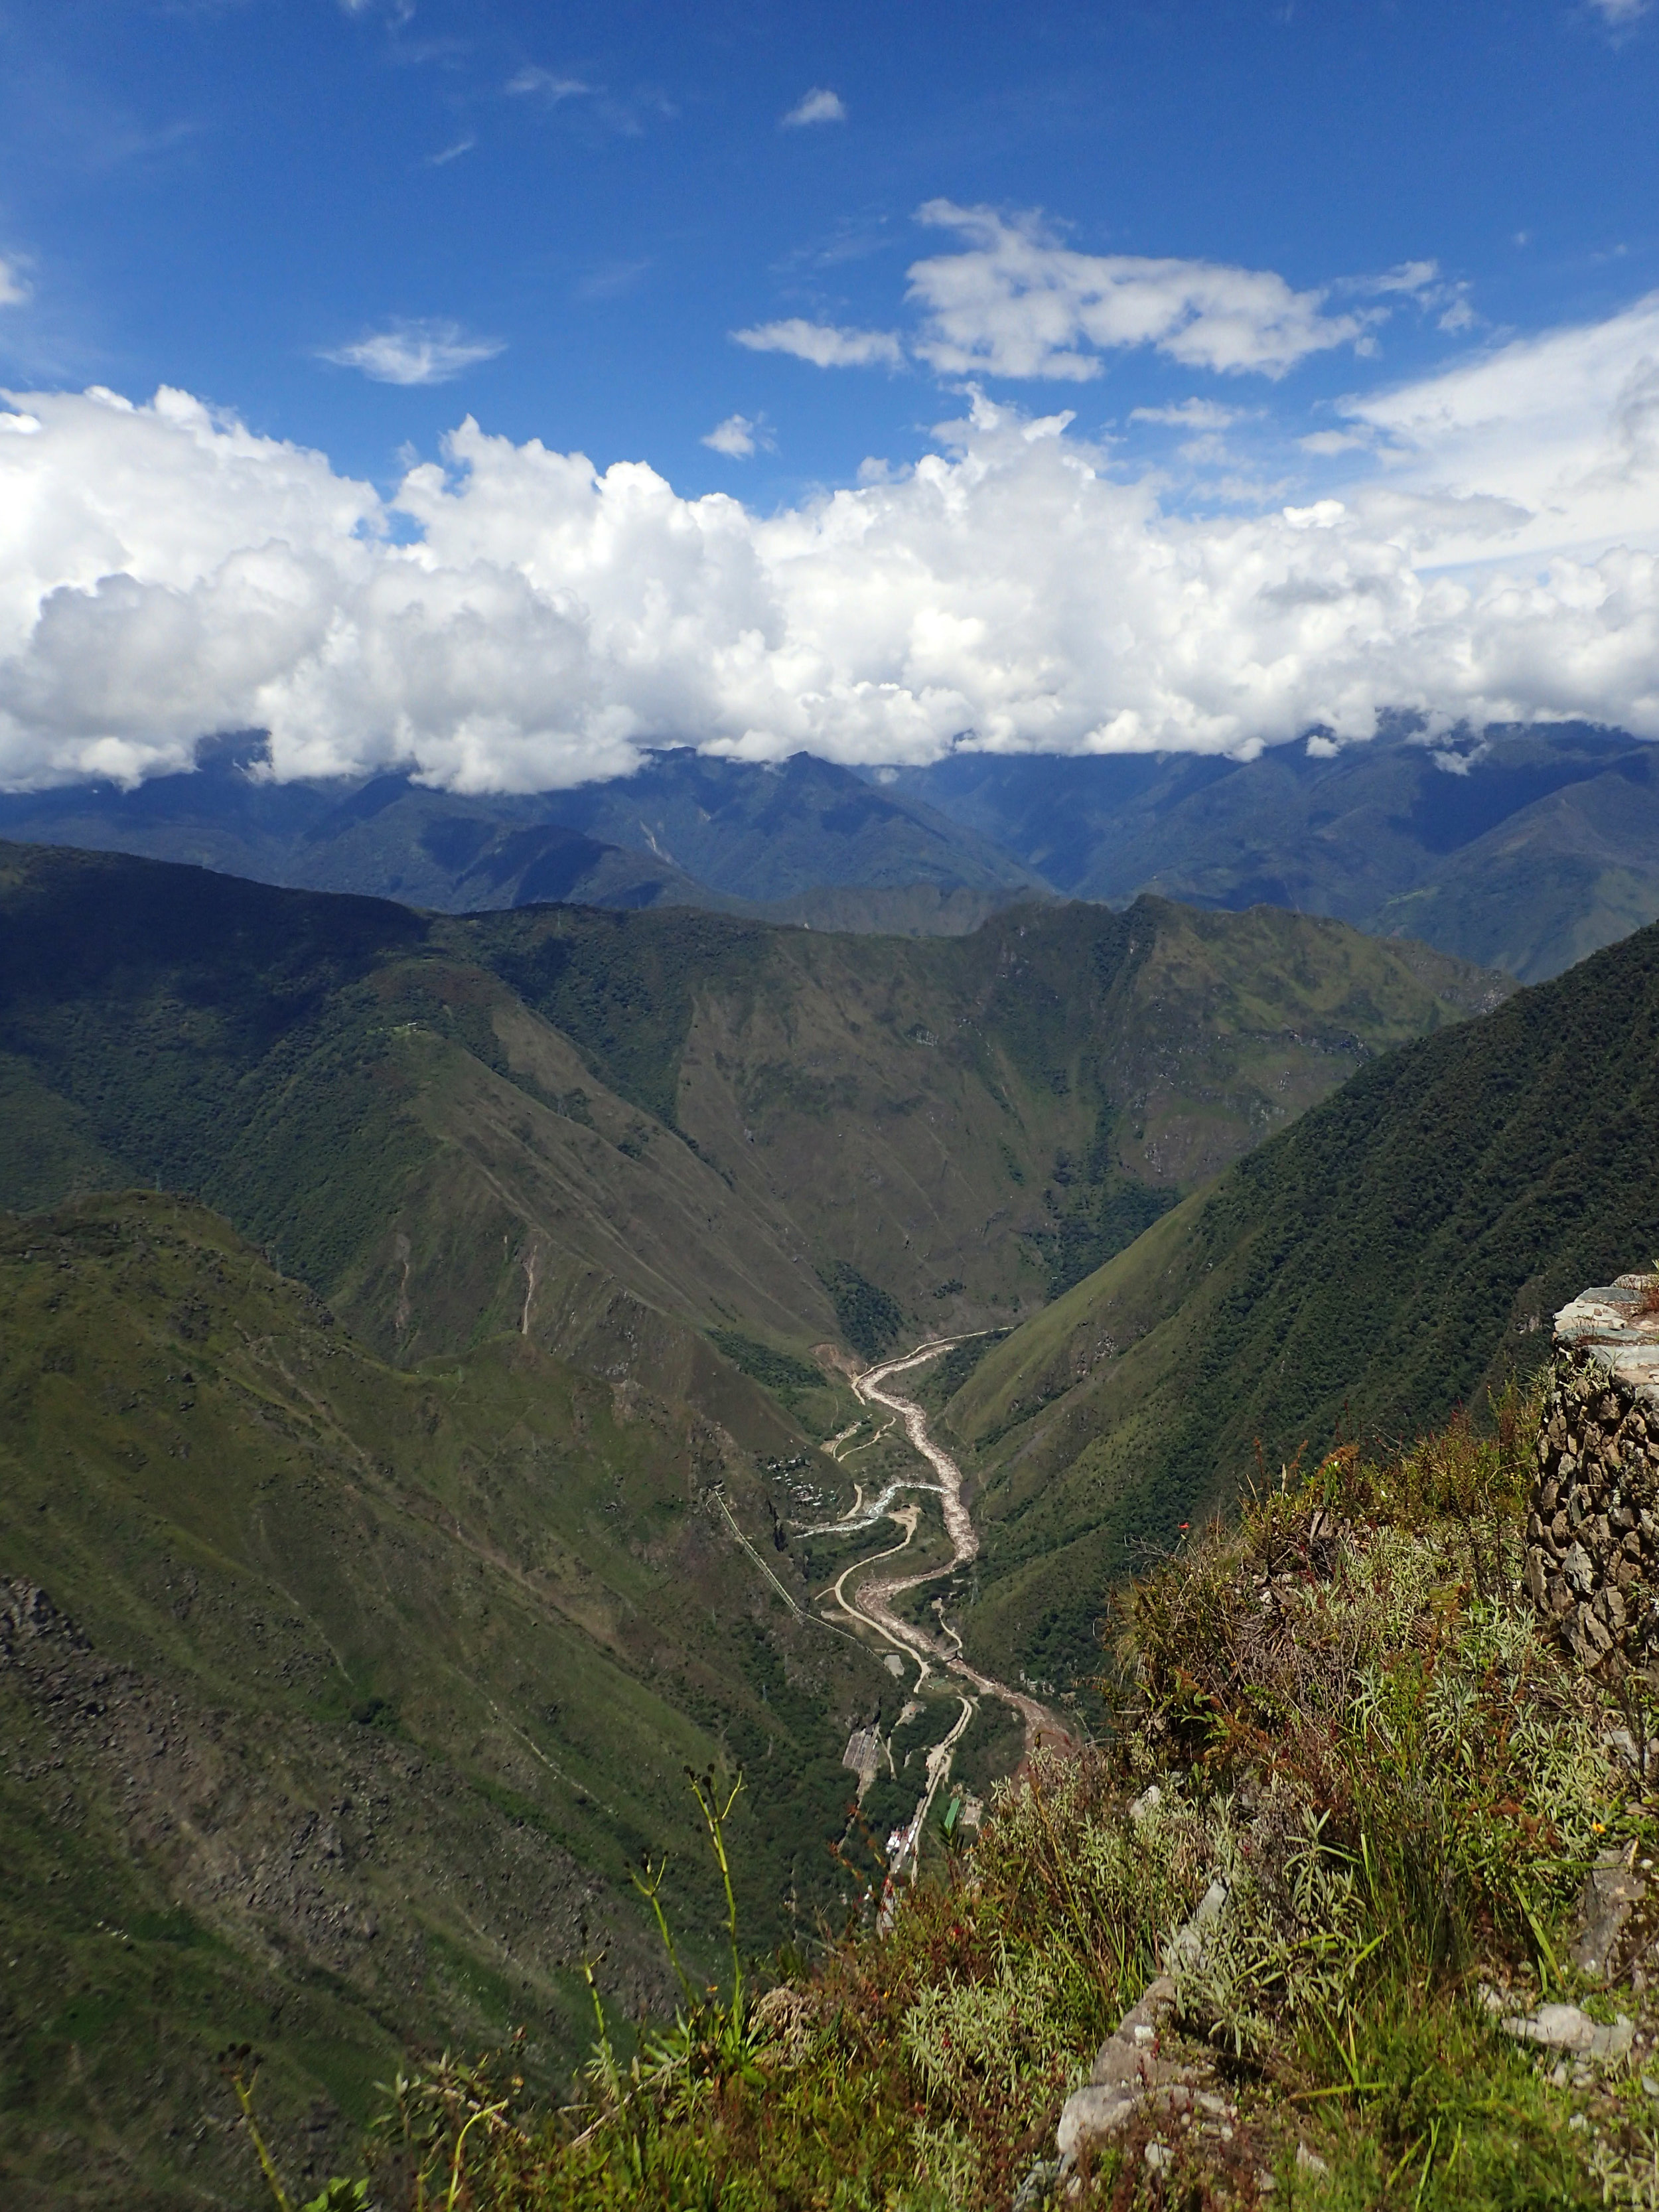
[1571,1858,1650,1981]
[1498,2000,1634,2061]
[1056,1971,1206,2166]
[0,1579,90,1662]
[1526,1276,1659,1679]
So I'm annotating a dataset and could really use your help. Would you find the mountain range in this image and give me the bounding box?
[887,720,1659,982]
[0,838,1508,2204]
[6,826,1658,2205]
[3,722,1656,981]
[0,839,1501,1354]
[0,739,1042,933]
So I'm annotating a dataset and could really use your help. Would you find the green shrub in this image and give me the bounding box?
[707,1330,825,1396]
[817,1262,904,1362]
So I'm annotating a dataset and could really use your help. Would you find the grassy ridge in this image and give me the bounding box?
[0,845,844,1378]
[952,915,1659,1690]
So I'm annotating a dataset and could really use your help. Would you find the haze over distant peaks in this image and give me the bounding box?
[0,741,1041,929]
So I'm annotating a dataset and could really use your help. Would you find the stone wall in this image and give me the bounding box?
[1526,1274,1659,1676]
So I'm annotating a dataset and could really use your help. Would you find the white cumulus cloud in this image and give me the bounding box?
[702,413,771,457]
[905,202,1376,381]
[3,295,1659,796]
[321,319,506,386]
[781,87,847,127]
[1348,290,1659,563]
[731,318,905,369]
[0,257,32,308]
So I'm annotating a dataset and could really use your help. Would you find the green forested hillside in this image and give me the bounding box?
[0,1194,877,2210]
[0,841,1504,1377]
[950,914,1659,1690]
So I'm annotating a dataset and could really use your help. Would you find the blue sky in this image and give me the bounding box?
[1,0,1657,791]
[5,0,1654,496]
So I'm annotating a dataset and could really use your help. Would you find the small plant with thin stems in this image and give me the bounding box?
[623,1766,774,2096]
[688,1764,747,2047]
[219,2047,368,2212]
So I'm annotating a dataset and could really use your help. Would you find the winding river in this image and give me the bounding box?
[799,1338,1074,1869]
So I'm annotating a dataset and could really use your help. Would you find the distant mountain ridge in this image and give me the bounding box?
[0,739,1043,925]
[883,721,1659,981]
[5,721,1657,978]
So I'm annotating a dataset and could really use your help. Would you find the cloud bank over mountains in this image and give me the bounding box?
[2,291,1658,794]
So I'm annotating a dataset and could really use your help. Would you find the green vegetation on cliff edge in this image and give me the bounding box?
[214,1388,1659,2212]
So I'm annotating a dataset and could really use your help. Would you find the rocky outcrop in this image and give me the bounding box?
[1525,1274,1659,1677]
[1048,1856,1246,2187]
[1056,1974,1187,2162]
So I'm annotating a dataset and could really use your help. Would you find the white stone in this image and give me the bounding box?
[1057,2087,1136,2159]
[1167,1877,1229,1966]
[1500,2002,1633,2059]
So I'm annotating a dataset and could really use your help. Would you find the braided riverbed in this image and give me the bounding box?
[803,1338,1074,1874]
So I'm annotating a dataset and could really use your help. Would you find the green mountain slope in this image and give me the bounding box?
[0,844,840,1384]
[0,1193,879,2211]
[948,915,1659,1690]
[0,842,1504,1367]
[662,895,1506,1321]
